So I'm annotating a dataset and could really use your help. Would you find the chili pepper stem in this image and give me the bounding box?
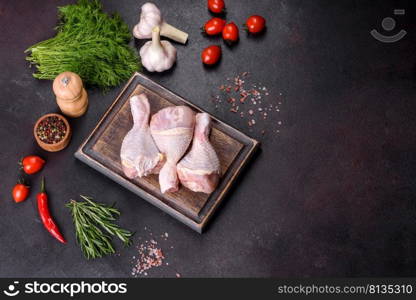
[40,176,45,193]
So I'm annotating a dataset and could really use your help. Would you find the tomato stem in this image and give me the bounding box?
[17,177,29,186]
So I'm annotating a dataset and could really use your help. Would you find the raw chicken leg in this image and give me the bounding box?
[120,94,163,179]
[177,113,220,193]
[150,106,195,193]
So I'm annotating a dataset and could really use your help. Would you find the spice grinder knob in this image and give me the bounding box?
[53,71,88,118]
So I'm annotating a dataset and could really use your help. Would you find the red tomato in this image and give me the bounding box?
[201,45,222,65]
[203,17,226,35]
[207,0,225,14]
[12,183,30,203]
[222,22,239,44]
[21,155,45,175]
[245,15,266,34]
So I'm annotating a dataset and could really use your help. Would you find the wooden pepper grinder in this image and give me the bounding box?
[53,71,88,118]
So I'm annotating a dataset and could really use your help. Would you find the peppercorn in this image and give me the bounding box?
[36,116,67,144]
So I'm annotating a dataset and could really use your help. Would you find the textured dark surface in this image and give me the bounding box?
[0,0,415,277]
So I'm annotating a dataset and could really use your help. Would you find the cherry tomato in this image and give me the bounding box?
[21,155,45,175]
[208,0,225,14]
[201,45,222,65]
[245,15,266,34]
[203,17,226,35]
[222,22,239,44]
[12,183,30,203]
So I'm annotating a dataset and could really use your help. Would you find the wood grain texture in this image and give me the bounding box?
[75,73,259,232]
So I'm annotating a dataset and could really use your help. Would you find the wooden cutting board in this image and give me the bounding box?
[75,73,259,233]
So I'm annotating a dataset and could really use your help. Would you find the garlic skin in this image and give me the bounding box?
[140,27,177,72]
[133,2,188,44]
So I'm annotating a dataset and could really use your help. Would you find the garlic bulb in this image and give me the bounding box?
[140,26,177,72]
[133,2,188,44]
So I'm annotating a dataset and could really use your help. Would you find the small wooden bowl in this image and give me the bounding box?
[34,113,72,152]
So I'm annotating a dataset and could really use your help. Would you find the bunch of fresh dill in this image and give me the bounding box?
[25,0,140,89]
[66,195,133,259]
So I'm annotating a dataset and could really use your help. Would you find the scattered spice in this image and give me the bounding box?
[36,116,67,144]
[211,72,284,135]
[131,228,180,277]
[131,239,165,276]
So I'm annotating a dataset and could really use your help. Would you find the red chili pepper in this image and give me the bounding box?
[37,177,66,244]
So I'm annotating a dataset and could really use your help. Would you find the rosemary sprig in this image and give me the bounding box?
[66,195,133,259]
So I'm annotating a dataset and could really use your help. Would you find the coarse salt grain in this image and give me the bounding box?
[131,239,165,277]
[212,72,284,135]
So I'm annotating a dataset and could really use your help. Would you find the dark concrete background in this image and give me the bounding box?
[1,0,415,277]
